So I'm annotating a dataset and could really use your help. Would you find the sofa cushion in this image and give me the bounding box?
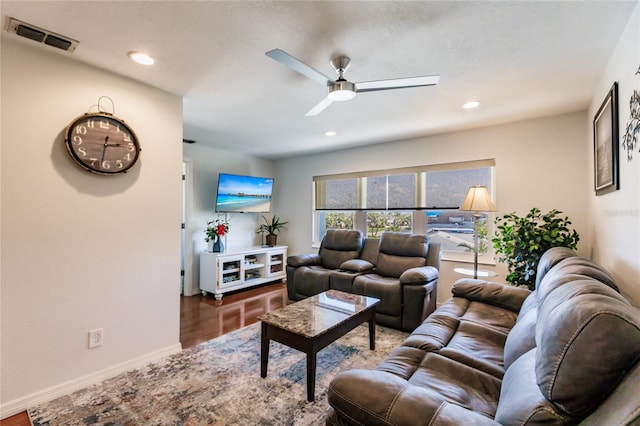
[534,280,640,418]
[503,305,537,370]
[375,351,502,418]
[503,291,541,369]
[404,294,515,378]
[352,274,402,316]
[375,232,429,278]
[428,402,501,426]
[438,320,508,378]
[375,345,426,380]
[403,352,502,418]
[376,253,426,278]
[495,349,570,425]
[328,369,447,426]
[403,298,468,351]
[319,229,363,269]
[534,246,578,289]
[379,232,429,257]
[537,257,618,304]
[360,237,380,265]
[460,300,519,335]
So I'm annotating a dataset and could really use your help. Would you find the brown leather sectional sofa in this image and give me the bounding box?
[326,247,640,425]
[286,230,440,331]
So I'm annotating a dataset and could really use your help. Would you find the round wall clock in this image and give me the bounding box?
[64,112,141,175]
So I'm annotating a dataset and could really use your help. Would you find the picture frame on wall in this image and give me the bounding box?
[593,82,619,196]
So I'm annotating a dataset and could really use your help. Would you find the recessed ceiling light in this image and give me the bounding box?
[463,101,480,109]
[325,130,337,137]
[128,51,154,65]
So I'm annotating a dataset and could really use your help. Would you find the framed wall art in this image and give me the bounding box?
[593,82,619,196]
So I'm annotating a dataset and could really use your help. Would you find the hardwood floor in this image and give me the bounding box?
[180,282,288,349]
[0,413,29,426]
[1,281,288,426]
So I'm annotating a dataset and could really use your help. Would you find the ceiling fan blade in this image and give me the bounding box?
[355,75,440,93]
[306,97,334,116]
[265,49,333,86]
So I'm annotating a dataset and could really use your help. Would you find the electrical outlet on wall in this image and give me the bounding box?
[88,328,104,349]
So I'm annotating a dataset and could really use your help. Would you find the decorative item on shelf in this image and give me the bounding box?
[458,185,497,279]
[492,208,580,290]
[212,237,224,253]
[256,215,288,247]
[205,217,230,252]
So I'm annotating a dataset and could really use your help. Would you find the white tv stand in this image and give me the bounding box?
[199,245,287,300]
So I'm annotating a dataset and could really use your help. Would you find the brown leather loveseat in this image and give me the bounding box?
[326,247,640,425]
[286,230,440,331]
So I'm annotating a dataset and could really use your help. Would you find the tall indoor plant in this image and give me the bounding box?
[492,208,579,290]
[257,215,288,247]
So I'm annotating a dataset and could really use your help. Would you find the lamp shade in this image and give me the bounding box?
[459,185,497,212]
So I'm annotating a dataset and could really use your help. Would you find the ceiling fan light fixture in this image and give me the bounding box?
[328,81,356,101]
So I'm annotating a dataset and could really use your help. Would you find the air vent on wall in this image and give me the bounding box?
[7,18,79,53]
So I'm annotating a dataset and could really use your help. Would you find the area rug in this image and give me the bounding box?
[28,323,408,425]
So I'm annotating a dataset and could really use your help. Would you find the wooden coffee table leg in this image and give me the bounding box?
[369,312,376,350]
[307,350,317,402]
[260,322,269,378]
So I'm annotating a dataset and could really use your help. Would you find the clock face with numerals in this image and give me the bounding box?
[64,112,141,175]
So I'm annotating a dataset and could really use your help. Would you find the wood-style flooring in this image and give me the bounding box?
[1,282,288,426]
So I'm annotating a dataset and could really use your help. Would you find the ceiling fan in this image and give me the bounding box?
[265,48,440,116]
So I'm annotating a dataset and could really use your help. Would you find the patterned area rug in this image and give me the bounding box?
[28,323,408,425]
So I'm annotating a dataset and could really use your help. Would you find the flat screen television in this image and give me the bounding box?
[215,173,274,213]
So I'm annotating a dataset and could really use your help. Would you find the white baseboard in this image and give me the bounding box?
[0,343,182,420]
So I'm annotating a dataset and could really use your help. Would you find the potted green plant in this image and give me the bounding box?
[492,208,579,290]
[256,215,288,246]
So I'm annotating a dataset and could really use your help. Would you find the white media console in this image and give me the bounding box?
[199,245,287,300]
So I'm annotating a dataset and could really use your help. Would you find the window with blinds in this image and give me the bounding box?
[314,160,494,210]
[313,159,496,253]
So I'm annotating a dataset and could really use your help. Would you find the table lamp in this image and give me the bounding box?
[459,185,497,279]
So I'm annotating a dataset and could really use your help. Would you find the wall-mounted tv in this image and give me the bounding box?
[215,173,274,213]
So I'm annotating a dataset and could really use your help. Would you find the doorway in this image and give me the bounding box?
[181,159,197,295]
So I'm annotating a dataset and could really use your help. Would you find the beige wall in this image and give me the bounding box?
[586,2,640,304]
[274,111,591,304]
[1,39,183,415]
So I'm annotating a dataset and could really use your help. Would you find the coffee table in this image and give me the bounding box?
[258,289,380,401]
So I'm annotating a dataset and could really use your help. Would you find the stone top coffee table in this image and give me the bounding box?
[258,289,380,401]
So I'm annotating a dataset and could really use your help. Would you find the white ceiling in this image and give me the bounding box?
[1,1,636,159]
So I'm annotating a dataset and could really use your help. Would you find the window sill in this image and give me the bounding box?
[440,251,496,266]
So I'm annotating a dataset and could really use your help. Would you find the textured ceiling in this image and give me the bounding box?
[1,1,636,159]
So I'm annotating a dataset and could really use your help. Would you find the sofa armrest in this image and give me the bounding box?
[286,254,321,268]
[339,259,375,273]
[328,369,446,425]
[399,266,438,285]
[452,279,531,312]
